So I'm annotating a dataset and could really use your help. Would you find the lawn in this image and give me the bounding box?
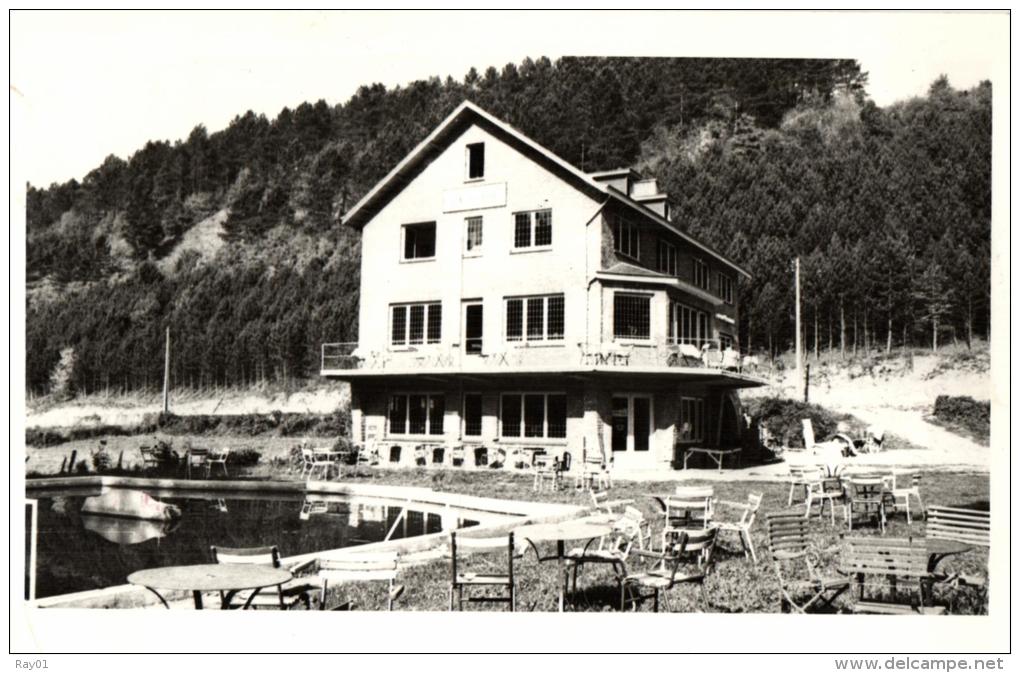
[24,438,989,614]
[303,468,990,614]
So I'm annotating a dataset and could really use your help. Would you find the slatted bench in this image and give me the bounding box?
[843,537,946,615]
[926,506,990,548]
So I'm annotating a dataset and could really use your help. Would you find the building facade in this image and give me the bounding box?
[323,102,764,471]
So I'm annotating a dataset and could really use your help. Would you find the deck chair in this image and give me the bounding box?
[765,512,849,613]
[210,545,317,610]
[714,492,763,562]
[445,532,516,611]
[317,552,404,611]
[618,527,718,612]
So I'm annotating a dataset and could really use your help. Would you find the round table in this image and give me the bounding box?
[128,564,292,609]
[925,538,972,573]
[515,519,612,612]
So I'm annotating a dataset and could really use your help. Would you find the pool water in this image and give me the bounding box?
[26,489,481,600]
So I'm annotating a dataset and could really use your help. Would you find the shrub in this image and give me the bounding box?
[331,435,358,464]
[932,395,990,441]
[228,448,262,467]
[744,397,863,448]
[90,447,112,472]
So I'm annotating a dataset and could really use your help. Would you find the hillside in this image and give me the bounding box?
[25,57,991,397]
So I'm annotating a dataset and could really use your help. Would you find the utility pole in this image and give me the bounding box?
[794,257,803,386]
[162,327,171,414]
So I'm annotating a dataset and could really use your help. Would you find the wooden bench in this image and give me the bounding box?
[843,537,945,615]
[926,506,990,548]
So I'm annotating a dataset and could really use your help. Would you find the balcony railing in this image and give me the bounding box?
[322,340,771,378]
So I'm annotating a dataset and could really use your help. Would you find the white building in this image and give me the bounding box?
[323,101,764,472]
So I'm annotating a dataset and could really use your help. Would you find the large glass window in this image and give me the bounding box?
[512,209,553,249]
[613,293,651,340]
[500,393,567,439]
[390,303,441,346]
[505,295,564,342]
[389,393,444,436]
[402,222,436,260]
[670,301,709,347]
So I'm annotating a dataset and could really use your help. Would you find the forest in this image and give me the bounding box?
[25,57,991,396]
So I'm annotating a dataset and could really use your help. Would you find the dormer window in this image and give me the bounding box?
[466,143,485,180]
[402,222,436,260]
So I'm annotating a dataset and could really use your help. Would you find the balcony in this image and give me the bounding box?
[321,340,771,386]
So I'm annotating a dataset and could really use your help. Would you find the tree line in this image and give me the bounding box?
[24,57,989,395]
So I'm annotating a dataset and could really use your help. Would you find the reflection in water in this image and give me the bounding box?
[28,491,485,600]
[80,514,179,545]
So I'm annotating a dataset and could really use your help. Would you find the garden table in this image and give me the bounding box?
[515,519,611,612]
[925,538,972,574]
[128,564,292,610]
[682,446,742,472]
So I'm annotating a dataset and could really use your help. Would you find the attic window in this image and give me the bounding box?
[466,143,485,180]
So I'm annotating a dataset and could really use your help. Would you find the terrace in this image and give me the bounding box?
[320,341,770,387]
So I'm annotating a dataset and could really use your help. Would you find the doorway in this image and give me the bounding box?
[610,394,654,468]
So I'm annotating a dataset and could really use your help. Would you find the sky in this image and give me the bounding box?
[11,10,1009,186]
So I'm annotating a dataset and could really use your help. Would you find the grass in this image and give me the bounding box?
[296,469,988,614]
[24,436,990,614]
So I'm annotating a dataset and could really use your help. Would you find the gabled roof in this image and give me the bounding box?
[342,101,749,279]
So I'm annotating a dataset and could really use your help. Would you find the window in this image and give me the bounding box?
[403,222,436,260]
[613,293,651,340]
[613,216,640,259]
[466,143,485,180]
[717,272,734,304]
[500,393,567,440]
[513,210,553,249]
[657,239,677,275]
[391,302,441,346]
[505,294,564,342]
[389,393,445,436]
[719,332,734,350]
[669,302,709,346]
[465,216,483,253]
[463,394,482,437]
[693,258,709,290]
[678,397,705,443]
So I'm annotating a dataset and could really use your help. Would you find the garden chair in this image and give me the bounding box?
[138,445,161,472]
[310,447,338,480]
[356,442,381,467]
[765,512,849,613]
[532,452,561,491]
[805,473,844,525]
[206,447,230,477]
[317,552,404,611]
[787,464,821,505]
[677,343,703,367]
[663,486,714,531]
[844,478,887,533]
[185,447,209,479]
[713,492,763,562]
[589,490,635,519]
[889,472,924,524]
[843,537,945,615]
[445,532,517,612]
[575,440,611,491]
[488,448,507,469]
[618,526,718,612]
[300,447,315,478]
[567,505,651,594]
[925,506,990,610]
[210,545,317,610]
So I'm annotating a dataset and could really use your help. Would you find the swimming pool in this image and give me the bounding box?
[26,486,492,600]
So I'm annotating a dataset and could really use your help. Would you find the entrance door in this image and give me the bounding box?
[464,303,483,355]
[610,394,654,468]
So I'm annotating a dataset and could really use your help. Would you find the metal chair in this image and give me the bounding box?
[210,545,317,610]
[619,526,718,612]
[765,512,849,613]
[446,532,516,611]
[318,552,404,611]
[713,492,763,562]
[206,447,230,477]
[844,478,887,533]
